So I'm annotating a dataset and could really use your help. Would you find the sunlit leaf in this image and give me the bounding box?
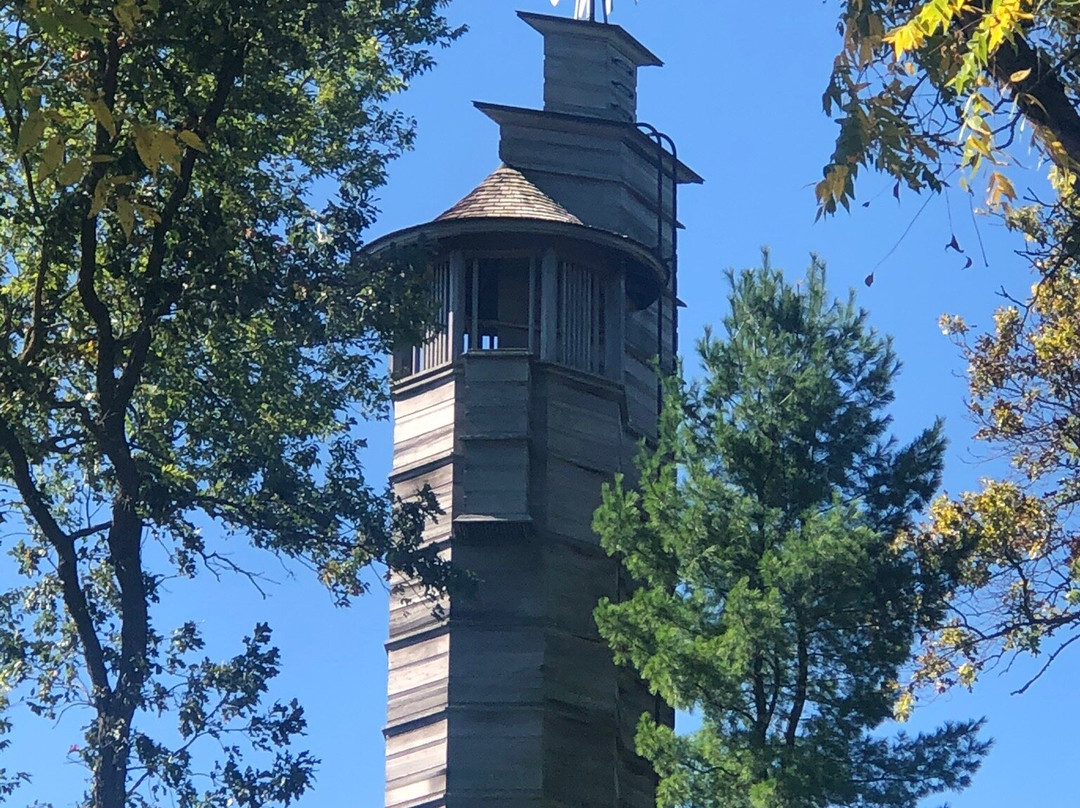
[15,110,45,158]
[36,136,64,182]
[177,130,207,152]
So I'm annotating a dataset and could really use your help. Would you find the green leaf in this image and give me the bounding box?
[15,110,45,158]
[132,123,159,174]
[178,130,208,152]
[115,195,135,238]
[0,4,463,805]
[88,177,108,216]
[56,156,86,186]
[35,135,64,182]
[87,97,118,139]
[155,131,183,173]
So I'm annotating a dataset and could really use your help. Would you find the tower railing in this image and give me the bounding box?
[391,251,618,383]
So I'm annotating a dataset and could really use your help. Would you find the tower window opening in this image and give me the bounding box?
[464,256,537,354]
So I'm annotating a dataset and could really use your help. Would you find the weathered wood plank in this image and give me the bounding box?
[386,718,447,785]
[447,706,545,794]
[386,768,447,808]
[448,627,544,705]
[461,440,529,518]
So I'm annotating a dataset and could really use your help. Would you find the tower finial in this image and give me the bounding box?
[549,0,614,23]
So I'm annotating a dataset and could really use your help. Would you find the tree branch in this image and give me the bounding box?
[785,618,809,748]
[990,31,1080,172]
[0,418,111,702]
[113,47,245,412]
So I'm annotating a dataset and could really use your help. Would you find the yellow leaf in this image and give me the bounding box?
[16,110,45,158]
[177,129,207,152]
[154,130,182,174]
[814,178,830,204]
[114,195,134,237]
[132,123,159,174]
[89,178,108,217]
[112,0,140,32]
[36,135,64,182]
[56,156,86,186]
[134,202,161,224]
[893,691,915,722]
[87,97,117,138]
[1009,67,1032,83]
[989,171,1017,205]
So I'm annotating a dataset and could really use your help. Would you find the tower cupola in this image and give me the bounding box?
[520,10,662,122]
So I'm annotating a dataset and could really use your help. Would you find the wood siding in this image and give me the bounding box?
[388,347,671,808]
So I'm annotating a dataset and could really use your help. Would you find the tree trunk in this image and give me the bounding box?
[93,709,133,808]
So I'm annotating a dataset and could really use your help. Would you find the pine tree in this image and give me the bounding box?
[594,257,989,808]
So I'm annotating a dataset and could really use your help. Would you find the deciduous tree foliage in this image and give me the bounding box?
[823,0,1080,693]
[824,0,1058,216]
[0,1,460,806]
[921,273,1080,694]
[593,260,988,808]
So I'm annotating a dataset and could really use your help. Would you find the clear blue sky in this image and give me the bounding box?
[6,1,1077,806]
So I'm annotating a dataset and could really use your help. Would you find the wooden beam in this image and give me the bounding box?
[450,251,465,361]
[540,249,558,362]
[605,269,624,381]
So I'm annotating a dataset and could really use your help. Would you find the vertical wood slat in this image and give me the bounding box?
[419,261,452,372]
[569,265,575,368]
[575,267,583,369]
[586,271,594,373]
[552,259,612,376]
[470,259,480,352]
[561,262,570,365]
[450,251,464,361]
[560,263,568,367]
[433,266,440,369]
[596,278,605,375]
[580,268,586,369]
[541,249,558,361]
[575,267,582,369]
[528,255,537,355]
[562,264,568,367]
[605,272,624,381]
[570,262,579,369]
[563,263,569,366]
[441,266,448,365]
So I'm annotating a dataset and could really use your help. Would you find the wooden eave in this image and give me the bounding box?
[474,101,704,186]
[364,215,670,291]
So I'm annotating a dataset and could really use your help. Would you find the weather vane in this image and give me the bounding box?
[550,0,615,22]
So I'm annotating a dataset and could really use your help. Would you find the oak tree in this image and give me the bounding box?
[0,1,460,806]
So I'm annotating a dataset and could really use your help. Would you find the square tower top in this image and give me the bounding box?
[518,11,662,122]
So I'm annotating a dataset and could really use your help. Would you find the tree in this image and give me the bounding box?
[917,276,1080,694]
[0,2,460,806]
[818,0,1080,692]
[593,258,989,808]
[821,0,1069,220]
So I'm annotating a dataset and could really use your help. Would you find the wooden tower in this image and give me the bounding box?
[368,11,701,808]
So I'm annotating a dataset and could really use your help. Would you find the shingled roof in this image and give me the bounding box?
[435,165,583,225]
